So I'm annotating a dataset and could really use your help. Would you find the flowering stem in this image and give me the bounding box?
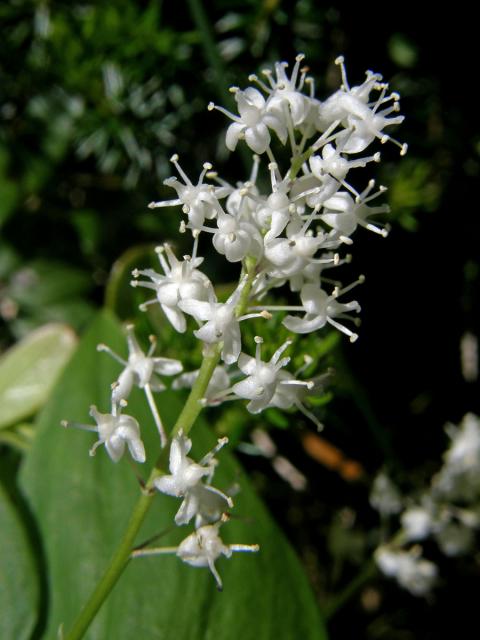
[290,146,314,181]
[64,257,257,640]
[63,491,155,640]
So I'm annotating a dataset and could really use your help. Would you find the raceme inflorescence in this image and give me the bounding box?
[63,54,406,591]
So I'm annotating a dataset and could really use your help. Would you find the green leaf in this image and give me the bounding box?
[20,310,328,640]
[0,323,77,430]
[0,483,39,640]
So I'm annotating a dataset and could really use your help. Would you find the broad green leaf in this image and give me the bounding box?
[20,310,328,640]
[0,483,39,640]
[0,323,77,430]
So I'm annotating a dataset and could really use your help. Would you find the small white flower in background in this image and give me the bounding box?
[205,211,264,263]
[434,413,480,500]
[309,143,380,196]
[372,415,480,595]
[443,413,480,474]
[375,546,437,597]
[401,505,434,542]
[62,404,145,464]
[131,241,212,333]
[369,471,403,516]
[251,162,298,243]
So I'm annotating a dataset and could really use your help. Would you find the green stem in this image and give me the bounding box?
[64,258,258,640]
[63,492,155,640]
[290,146,315,181]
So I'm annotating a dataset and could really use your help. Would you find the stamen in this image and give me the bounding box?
[208,101,242,123]
[61,420,96,433]
[248,74,272,94]
[96,344,127,366]
[335,55,350,91]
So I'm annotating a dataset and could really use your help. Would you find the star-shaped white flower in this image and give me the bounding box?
[132,516,259,591]
[179,281,269,365]
[131,241,212,333]
[62,404,146,464]
[231,337,292,414]
[148,155,228,229]
[282,280,362,341]
[209,87,287,154]
[154,432,232,526]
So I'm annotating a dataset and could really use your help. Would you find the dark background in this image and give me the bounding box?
[1,2,479,638]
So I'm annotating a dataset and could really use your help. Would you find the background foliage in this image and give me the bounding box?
[1,2,479,639]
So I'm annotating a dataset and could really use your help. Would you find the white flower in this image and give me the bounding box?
[369,471,403,516]
[148,155,227,229]
[209,212,263,263]
[263,221,335,279]
[176,519,259,590]
[231,337,292,414]
[97,325,182,447]
[309,143,380,195]
[209,87,287,154]
[253,162,297,242]
[321,181,390,238]
[282,279,362,341]
[434,413,480,499]
[154,431,214,496]
[317,56,407,155]
[375,546,437,596]
[249,54,312,127]
[288,172,341,210]
[401,506,434,542]
[172,365,231,406]
[175,482,233,527]
[154,432,232,525]
[179,281,269,365]
[444,413,480,472]
[131,241,212,333]
[97,325,182,406]
[267,369,328,430]
[62,404,146,464]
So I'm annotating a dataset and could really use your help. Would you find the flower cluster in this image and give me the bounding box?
[135,54,405,420]
[372,414,480,596]
[63,54,405,589]
[150,432,258,588]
